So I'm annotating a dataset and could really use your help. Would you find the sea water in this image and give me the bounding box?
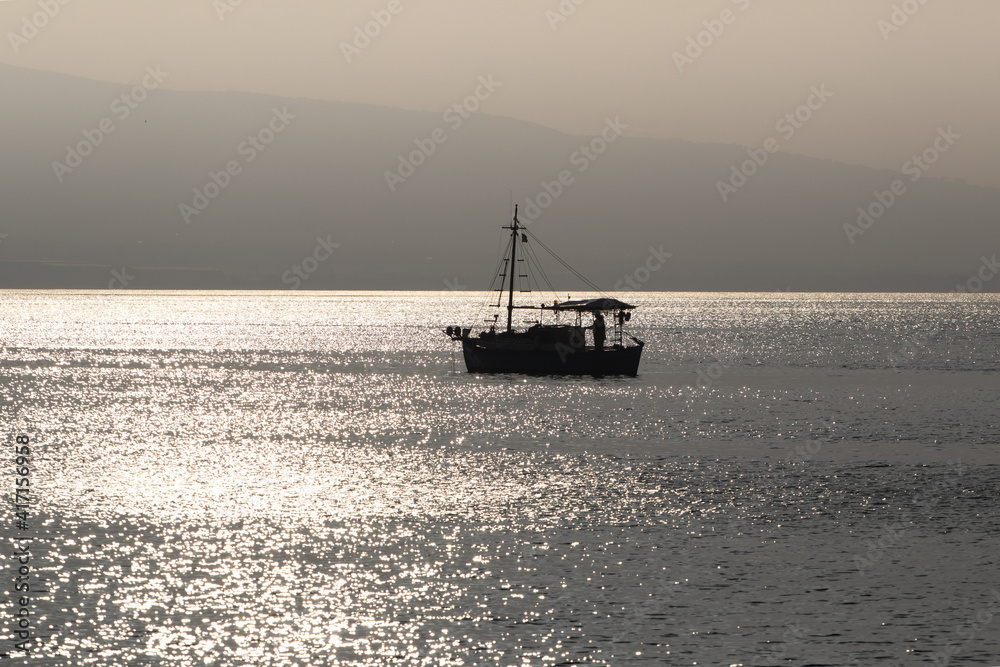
[1,290,998,665]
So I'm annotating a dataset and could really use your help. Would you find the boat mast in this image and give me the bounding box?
[506,206,519,332]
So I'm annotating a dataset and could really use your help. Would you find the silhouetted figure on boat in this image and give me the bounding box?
[592,311,606,350]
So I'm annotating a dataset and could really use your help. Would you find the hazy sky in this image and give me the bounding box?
[4,0,999,189]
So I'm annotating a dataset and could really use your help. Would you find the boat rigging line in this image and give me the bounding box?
[461,207,615,335]
[520,227,606,296]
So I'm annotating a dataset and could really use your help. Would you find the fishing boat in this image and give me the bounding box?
[444,206,645,376]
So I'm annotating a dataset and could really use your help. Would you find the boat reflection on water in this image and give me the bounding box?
[445,206,645,376]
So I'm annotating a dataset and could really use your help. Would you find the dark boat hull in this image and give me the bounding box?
[461,339,644,376]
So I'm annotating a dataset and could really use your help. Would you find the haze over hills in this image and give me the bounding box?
[1,64,996,292]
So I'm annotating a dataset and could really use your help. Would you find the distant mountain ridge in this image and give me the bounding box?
[1,64,997,291]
